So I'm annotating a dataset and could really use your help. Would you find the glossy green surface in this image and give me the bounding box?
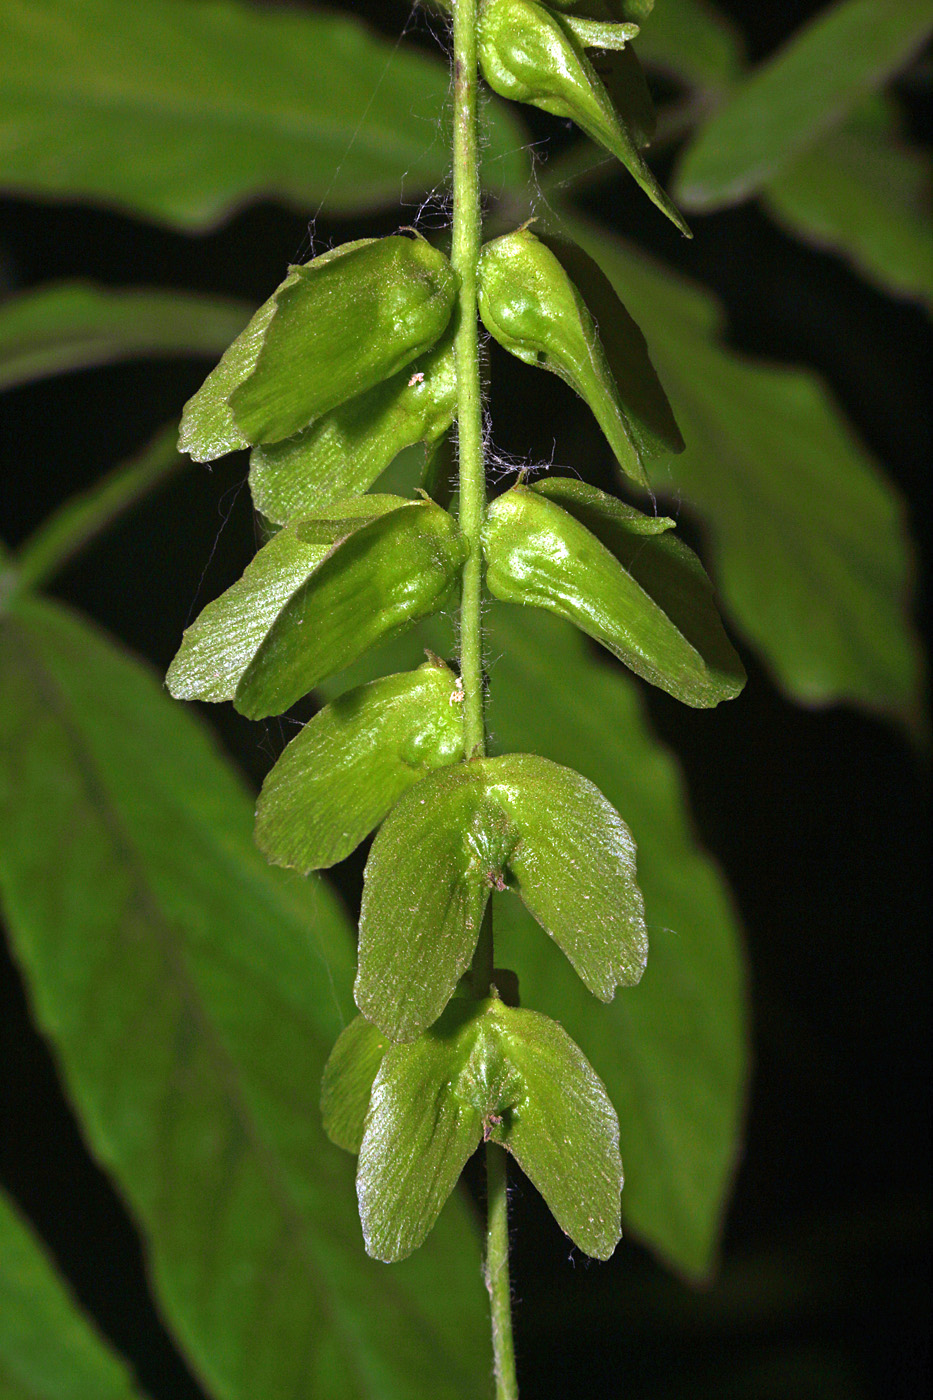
[0,596,489,1400]
[255,660,465,872]
[357,997,623,1262]
[237,500,466,718]
[0,1189,146,1400]
[559,16,640,49]
[177,241,376,462]
[0,0,530,228]
[676,0,933,209]
[433,0,650,23]
[249,336,457,523]
[478,0,689,233]
[355,763,517,1042]
[554,212,924,724]
[355,753,646,1041]
[480,1003,623,1261]
[489,752,648,998]
[346,608,749,1281]
[229,237,458,445]
[532,0,651,14]
[357,1003,487,1263]
[477,228,681,485]
[167,495,402,704]
[167,497,466,720]
[532,475,675,537]
[484,482,746,707]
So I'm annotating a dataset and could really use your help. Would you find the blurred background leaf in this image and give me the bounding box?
[631,2,933,311]
[0,283,250,391]
[0,1187,147,1400]
[0,0,527,228]
[0,595,488,1400]
[0,0,928,1396]
[13,426,185,590]
[762,100,933,310]
[673,0,933,209]
[531,213,925,728]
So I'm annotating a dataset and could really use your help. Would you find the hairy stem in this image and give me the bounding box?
[486,1144,518,1400]
[451,3,517,1394]
[451,0,485,767]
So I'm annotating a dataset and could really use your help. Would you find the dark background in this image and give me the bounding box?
[1,2,929,1396]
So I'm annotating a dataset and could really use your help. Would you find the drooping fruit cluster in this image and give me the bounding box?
[168,0,744,1265]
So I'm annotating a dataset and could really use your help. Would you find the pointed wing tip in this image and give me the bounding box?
[322,1121,361,1155]
[164,658,196,702]
[565,1214,622,1263]
[352,985,420,1046]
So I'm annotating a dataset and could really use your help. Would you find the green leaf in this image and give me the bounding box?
[0,595,489,1400]
[484,608,748,1280]
[558,212,924,725]
[167,497,466,720]
[228,238,459,446]
[357,998,622,1263]
[532,8,657,150]
[0,282,250,392]
[634,0,744,90]
[763,118,933,310]
[321,1017,390,1155]
[249,338,457,524]
[532,474,675,537]
[0,0,529,229]
[536,0,653,15]
[484,482,746,708]
[167,496,401,702]
[0,1188,146,1400]
[478,228,682,488]
[559,15,641,49]
[477,0,690,234]
[355,753,647,1041]
[255,660,465,873]
[675,0,933,210]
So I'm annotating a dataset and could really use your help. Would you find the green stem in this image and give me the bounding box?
[451,4,518,1394]
[451,0,486,767]
[486,1144,518,1400]
[452,0,496,999]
